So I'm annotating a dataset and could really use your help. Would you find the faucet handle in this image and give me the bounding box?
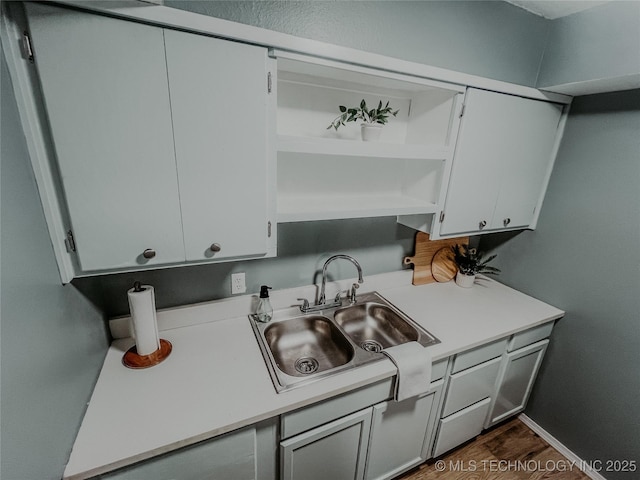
[349,283,360,304]
[297,298,310,312]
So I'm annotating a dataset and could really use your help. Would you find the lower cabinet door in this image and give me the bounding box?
[281,408,373,480]
[99,426,258,480]
[432,397,491,458]
[486,339,549,427]
[365,385,441,480]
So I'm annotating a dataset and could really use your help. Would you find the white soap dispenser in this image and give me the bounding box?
[255,285,273,323]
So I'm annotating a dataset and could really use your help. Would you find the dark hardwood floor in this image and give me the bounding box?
[397,417,591,480]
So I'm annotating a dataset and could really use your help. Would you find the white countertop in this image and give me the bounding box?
[63,271,564,479]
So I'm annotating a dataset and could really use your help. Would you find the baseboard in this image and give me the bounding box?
[518,414,608,480]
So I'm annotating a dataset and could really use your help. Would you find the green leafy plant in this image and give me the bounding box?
[451,244,501,276]
[328,99,399,131]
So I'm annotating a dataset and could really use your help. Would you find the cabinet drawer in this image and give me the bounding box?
[508,322,554,352]
[452,338,507,373]
[442,357,501,417]
[281,378,393,439]
[433,398,491,458]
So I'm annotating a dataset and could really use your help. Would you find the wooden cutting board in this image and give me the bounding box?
[403,232,469,285]
[431,247,458,282]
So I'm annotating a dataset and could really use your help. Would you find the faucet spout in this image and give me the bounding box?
[319,254,364,305]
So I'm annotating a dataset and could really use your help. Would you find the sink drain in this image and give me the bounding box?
[294,357,319,375]
[361,340,383,353]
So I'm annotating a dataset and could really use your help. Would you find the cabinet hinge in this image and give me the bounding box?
[458,103,466,118]
[439,212,445,223]
[64,230,76,253]
[22,31,34,63]
[267,221,272,238]
[267,72,272,94]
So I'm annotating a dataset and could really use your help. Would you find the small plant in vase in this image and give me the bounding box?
[327,99,399,141]
[451,244,500,288]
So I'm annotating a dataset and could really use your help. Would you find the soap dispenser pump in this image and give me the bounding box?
[255,285,273,323]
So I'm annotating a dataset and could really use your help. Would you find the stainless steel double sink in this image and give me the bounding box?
[249,291,440,392]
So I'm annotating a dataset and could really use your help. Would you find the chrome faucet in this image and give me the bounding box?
[319,255,364,304]
[299,254,364,313]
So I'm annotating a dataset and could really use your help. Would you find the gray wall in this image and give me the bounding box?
[480,90,640,478]
[74,217,416,317]
[537,1,640,89]
[1,47,109,479]
[166,0,549,87]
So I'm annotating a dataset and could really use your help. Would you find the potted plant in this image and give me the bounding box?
[327,99,399,141]
[451,244,500,288]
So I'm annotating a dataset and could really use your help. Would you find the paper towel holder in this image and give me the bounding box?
[123,339,172,369]
[122,281,172,369]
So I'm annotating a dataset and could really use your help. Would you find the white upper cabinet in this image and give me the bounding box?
[8,2,570,281]
[274,52,464,222]
[438,88,564,237]
[24,4,275,276]
[25,3,185,271]
[163,29,272,262]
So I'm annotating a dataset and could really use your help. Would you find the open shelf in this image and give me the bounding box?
[277,153,445,222]
[278,135,451,160]
[277,194,438,223]
[274,53,463,223]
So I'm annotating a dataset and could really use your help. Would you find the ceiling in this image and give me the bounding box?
[505,0,613,19]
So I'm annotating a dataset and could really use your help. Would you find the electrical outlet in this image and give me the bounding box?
[231,272,246,295]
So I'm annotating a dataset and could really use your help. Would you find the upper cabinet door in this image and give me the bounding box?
[164,29,270,262]
[440,89,563,236]
[489,96,563,230]
[25,3,185,271]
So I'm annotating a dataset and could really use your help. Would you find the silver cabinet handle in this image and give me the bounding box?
[142,248,156,259]
[503,218,511,227]
[210,243,221,253]
[479,220,487,229]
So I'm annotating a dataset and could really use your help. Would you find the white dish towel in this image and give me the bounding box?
[382,341,432,402]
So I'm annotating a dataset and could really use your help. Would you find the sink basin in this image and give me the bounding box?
[263,316,354,377]
[249,291,439,392]
[334,293,440,351]
[251,311,375,391]
[334,302,419,351]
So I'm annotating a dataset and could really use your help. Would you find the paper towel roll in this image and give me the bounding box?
[127,284,160,356]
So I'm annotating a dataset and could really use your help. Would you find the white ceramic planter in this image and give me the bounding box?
[455,272,476,288]
[361,123,383,141]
